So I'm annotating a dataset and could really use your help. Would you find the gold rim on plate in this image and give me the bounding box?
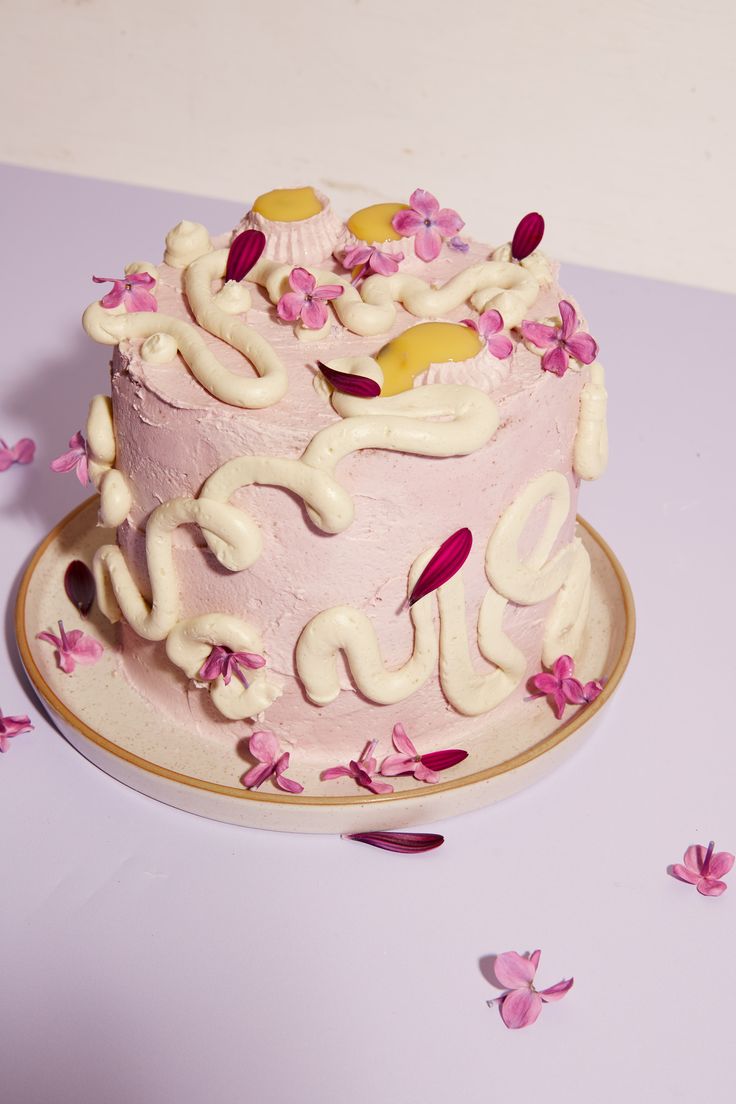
[15,497,636,807]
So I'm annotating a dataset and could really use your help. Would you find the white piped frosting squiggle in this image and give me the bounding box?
[85,394,132,526]
[573,363,608,480]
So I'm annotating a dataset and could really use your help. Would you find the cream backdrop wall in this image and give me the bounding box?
[1,0,733,292]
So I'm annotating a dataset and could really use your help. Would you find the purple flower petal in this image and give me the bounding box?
[408,188,440,219]
[477,309,503,340]
[241,762,274,789]
[11,438,36,465]
[487,335,513,360]
[249,730,280,764]
[369,250,402,276]
[289,267,315,295]
[392,208,425,237]
[342,831,444,853]
[420,748,468,772]
[500,989,544,1029]
[558,300,578,341]
[433,208,464,237]
[300,298,329,330]
[64,560,96,618]
[521,320,559,349]
[565,332,599,365]
[342,245,373,268]
[409,528,473,607]
[511,212,545,260]
[126,285,158,313]
[414,225,442,262]
[391,722,416,758]
[276,292,305,322]
[541,345,569,376]
[226,229,266,282]
[318,362,381,398]
[310,283,344,302]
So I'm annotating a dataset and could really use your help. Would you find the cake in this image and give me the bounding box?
[72,185,608,790]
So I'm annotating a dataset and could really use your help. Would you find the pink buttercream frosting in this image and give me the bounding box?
[106,222,590,761]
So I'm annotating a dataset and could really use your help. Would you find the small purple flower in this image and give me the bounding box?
[276,267,344,330]
[92,272,157,312]
[0,709,34,753]
[392,189,465,262]
[521,300,598,377]
[199,645,266,688]
[321,739,394,795]
[462,310,513,360]
[241,730,303,794]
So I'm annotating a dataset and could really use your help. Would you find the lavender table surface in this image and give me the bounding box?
[1,164,734,1104]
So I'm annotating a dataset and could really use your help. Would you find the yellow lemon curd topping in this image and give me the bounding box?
[252,187,323,223]
[347,203,409,244]
[375,322,483,397]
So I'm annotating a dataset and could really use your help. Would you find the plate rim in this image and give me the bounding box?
[15,497,636,808]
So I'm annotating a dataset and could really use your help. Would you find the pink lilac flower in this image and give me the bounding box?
[276,267,344,330]
[521,300,598,377]
[92,272,157,312]
[342,244,404,284]
[0,709,34,753]
[462,310,513,360]
[36,620,103,674]
[488,950,573,1030]
[50,431,89,486]
[671,840,734,897]
[198,645,265,688]
[0,437,35,472]
[241,730,304,794]
[392,189,464,263]
[380,723,467,784]
[529,655,604,720]
[321,739,394,795]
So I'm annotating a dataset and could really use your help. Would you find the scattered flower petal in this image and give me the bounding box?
[0,709,34,753]
[92,272,157,313]
[50,431,89,486]
[318,361,381,399]
[0,437,36,472]
[199,645,266,689]
[276,267,343,330]
[488,950,573,1030]
[342,831,444,853]
[521,300,598,377]
[36,620,103,674]
[241,729,304,793]
[529,655,605,719]
[380,723,467,784]
[321,740,394,794]
[226,229,266,282]
[448,236,469,253]
[64,560,96,618]
[462,310,513,360]
[392,189,464,262]
[342,244,403,283]
[671,840,734,896]
[511,212,545,261]
[409,528,472,607]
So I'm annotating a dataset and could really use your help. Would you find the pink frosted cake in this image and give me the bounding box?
[75,185,608,786]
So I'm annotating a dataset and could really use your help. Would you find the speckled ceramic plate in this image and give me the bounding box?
[16,498,634,833]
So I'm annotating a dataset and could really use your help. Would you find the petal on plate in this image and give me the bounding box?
[391,722,416,758]
[320,765,353,781]
[561,677,587,704]
[249,730,280,764]
[70,634,104,664]
[276,774,304,794]
[413,762,440,784]
[241,762,274,789]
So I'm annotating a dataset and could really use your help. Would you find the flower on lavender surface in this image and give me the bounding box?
[0,437,35,472]
[392,189,464,263]
[342,831,444,853]
[488,950,573,1029]
[462,310,513,360]
[92,272,157,312]
[521,300,598,377]
[342,244,403,283]
[529,655,605,720]
[36,620,103,675]
[198,645,266,689]
[50,431,89,486]
[671,840,734,897]
[0,709,34,753]
[276,267,344,330]
[380,723,467,784]
[321,739,394,795]
[241,730,304,794]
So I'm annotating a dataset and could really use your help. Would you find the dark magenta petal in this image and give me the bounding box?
[409,528,473,607]
[64,560,96,618]
[420,748,468,772]
[225,229,266,282]
[318,361,381,398]
[343,831,444,853]
[511,212,545,260]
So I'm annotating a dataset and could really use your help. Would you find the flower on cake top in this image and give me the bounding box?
[92,272,157,313]
[321,739,394,795]
[0,437,35,472]
[342,244,404,283]
[276,267,343,330]
[511,212,545,261]
[461,310,513,360]
[0,709,34,753]
[241,730,303,794]
[380,723,468,784]
[36,620,103,674]
[671,840,734,897]
[392,189,465,262]
[488,950,573,1030]
[199,645,266,688]
[529,655,604,720]
[521,300,598,377]
[50,431,89,486]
